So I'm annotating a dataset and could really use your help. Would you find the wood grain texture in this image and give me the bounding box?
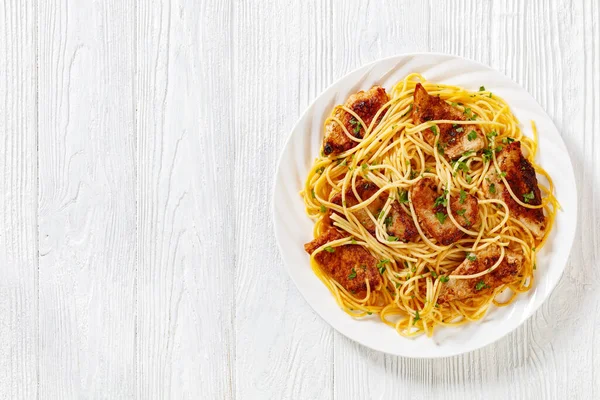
[37,1,137,398]
[135,1,235,398]
[0,1,38,398]
[233,1,335,399]
[0,0,598,399]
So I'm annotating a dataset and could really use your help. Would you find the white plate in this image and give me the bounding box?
[272,53,577,358]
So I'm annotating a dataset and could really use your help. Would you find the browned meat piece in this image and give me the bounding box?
[304,228,382,293]
[482,141,546,238]
[323,86,389,156]
[412,83,485,159]
[411,177,479,245]
[330,178,417,242]
[438,244,525,303]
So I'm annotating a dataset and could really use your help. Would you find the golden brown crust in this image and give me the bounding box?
[411,177,479,245]
[323,86,389,156]
[438,245,525,303]
[304,228,382,293]
[482,141,546,238]
[329,178,417,242]
[412,83,485,159]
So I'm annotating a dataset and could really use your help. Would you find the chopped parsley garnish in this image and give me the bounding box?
[475,280,490,290]
[479,86,486,91]
[320,205,327,213]
[350,238,357,244]
[495,145,503,152]
[377,259,390,274]
[463,107,472,116]
[502,137,515,144]
[466,253,477,261]
[413,310,421,324]
[467,130,477,141]
[361,163,369,171]
[451,102,458,107]
[463,150,474,157]
[456,208,466,216]
[324,246,335,253]
[348,268,357,280]
[316,166,324,174]
[349,118,361,135]
[489,183,496,194]
[523,191,535,203]
[440,275,450,283]
[455,127,464,133]
[533,263,537,270]
[430,125,439,135]
[486,130,498,140]
[401,104,413,118]
[311,189,315,198]
[387,236,399,242]
[465,174,473,184]
[499,171,507,178]
[436,142,445,155]
[339,159,347,166]
[434,190,448,207]
[459,190,467,204]
[430,270,438,278]
[435,212,447,224]
[397,190,409,204]
[384,216,392,228]
[482,148,493,162]
[453,160,469,174]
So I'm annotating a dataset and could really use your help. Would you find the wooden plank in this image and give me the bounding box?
[232,1,335,398]
[37,1,137,397]
[135,1,235,398]
[0,1,38,398]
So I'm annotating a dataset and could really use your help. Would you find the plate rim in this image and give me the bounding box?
[272,52,578,358]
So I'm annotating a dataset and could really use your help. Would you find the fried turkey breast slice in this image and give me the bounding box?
[482,141,546,239]
[412,83,485,159]
[411,177,479,245]
[323,86,389,156]
[438,244,525,303]
[304,228,382,293]
[329,178,417,242]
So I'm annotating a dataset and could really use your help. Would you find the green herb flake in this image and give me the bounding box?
[455,127,464,133]
[430,125,439,136]
[435,212,447,224]
[401,104,413,118]
[320,205,327,213]
[482,149,493,162]
[523,191,535,203]
[316,167,324,174]
[436,142,445,155]
[475,280,490,290]
[440,275,450,283]
[387,236,399,242]
[324,246,335,253]
[348,268,357,280]
[459,190,467,204]
[413,310,421,324]
[467,253,477,262]
[489,183,496,194]
[311,189,315,198]
[465,174,473,184]
[463,150,474,157]
[479,86,486,91]
[467,130,478,141]
[431,270,438,278]
[434,190,449,208]
[456,208,466,216]
[398,190,409,204]
[377,259,390,274]
[502,137,515,144]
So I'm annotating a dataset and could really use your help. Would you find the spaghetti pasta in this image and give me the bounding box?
[301,74,559,338]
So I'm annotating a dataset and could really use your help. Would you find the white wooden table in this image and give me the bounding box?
[1,1,598,399]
